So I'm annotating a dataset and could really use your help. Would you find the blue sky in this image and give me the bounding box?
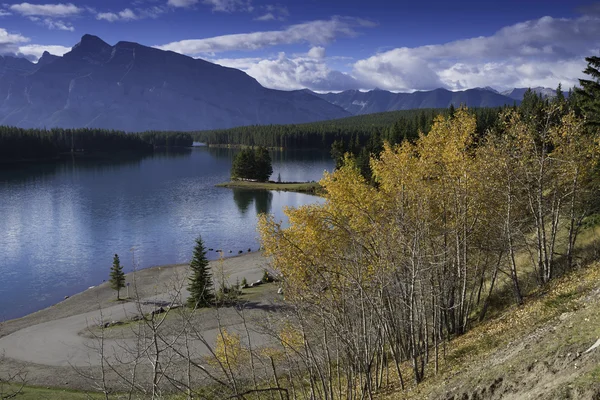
[1,0,599,92]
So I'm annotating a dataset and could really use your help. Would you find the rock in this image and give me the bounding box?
[584,338,600,354]
[103,322,111,328]
[277,287,283,294]
[208,248,213,251]
[111,321,123,326]
[238,250,243,254]
[130,315,142,321]
[64,296,70,300]
[151,307,166,316]
[254,280,263,286]
[229,250,232,253]
[248,248,251,252]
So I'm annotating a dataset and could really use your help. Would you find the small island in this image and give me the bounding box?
[217,146,324,194]
[216,180,322,194]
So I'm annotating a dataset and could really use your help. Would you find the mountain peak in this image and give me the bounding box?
[71,34,111,53]
[66,34,112,63]
[37,51,59,66]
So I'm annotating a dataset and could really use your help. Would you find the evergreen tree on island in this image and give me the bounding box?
[187,236,214,308]
[110,254,125,300]
[231,147,273,182]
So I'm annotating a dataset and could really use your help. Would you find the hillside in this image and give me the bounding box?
[395,257,600,400]
[0,35,349,132]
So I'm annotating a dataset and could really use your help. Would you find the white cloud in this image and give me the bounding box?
[0,28,29,55]
[0,10,12,17]
[202,0,252,12]
[0,28,29,45]
[255,4,288,21]
[42,18,74,31]
[97,8,138,22]
[352,15,600,91]
[254,12,274,21]
[167,0,198,7]
[156,16,375,55]
[17,44,71,60]
[213,51,360,91]
[9,2,82,17]
[307,46,325,59]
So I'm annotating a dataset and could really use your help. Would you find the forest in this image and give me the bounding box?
[193,107,503,151]
[0,127,193,163]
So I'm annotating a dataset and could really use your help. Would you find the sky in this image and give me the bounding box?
[1,0,599,92]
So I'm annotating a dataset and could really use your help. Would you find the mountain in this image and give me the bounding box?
[313,87,518,115]
[0,34,349,131]
[501,87,557,101]
[36,51,60,67]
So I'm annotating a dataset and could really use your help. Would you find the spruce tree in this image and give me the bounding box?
[187,236,214,308]
[576,55,600,127]
[110,254,125,300]
[254,146,273,182]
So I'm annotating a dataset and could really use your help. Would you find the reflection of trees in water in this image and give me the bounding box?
[152,147,192,158]
[232,189,273,215]
[0,153,153,184]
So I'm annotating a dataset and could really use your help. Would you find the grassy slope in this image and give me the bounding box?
[380,226,600,399]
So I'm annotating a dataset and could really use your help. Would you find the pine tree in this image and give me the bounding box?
[254,146,273,182]
[575,55,600,127]
[110,254,125,300]
[187,236,214,308]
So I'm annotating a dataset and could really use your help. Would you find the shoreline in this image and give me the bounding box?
[0,251,273,392]
[0,251,266,333]
[216,180,323,194]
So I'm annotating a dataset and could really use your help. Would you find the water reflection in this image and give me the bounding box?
[232,189,273,215]
[0,147,332,320]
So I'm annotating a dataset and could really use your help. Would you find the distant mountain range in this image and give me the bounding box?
[0,34,559,131]
[0,35,349,132]
[311,86,559,116]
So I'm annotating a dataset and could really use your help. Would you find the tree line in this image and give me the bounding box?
[0,127,193,163]
[193,109,456,149]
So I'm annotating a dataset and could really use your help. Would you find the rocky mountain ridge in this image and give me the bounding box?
[0,34,349,132]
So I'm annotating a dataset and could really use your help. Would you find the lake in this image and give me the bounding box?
[0,147,333,320]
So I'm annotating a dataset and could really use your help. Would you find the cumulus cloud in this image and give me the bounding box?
[307,46,326,59]
[0,28,30,54]
[156,16,375,55]
[352,15,600,91]
[17,44,71,60]
[9,2,82,17]
[97,8,138,22]
[213,51,360,91]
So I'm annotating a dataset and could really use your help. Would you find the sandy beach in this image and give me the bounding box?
[0,252,278,391]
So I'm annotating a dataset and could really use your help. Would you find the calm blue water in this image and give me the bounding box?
[0,147,332,320]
